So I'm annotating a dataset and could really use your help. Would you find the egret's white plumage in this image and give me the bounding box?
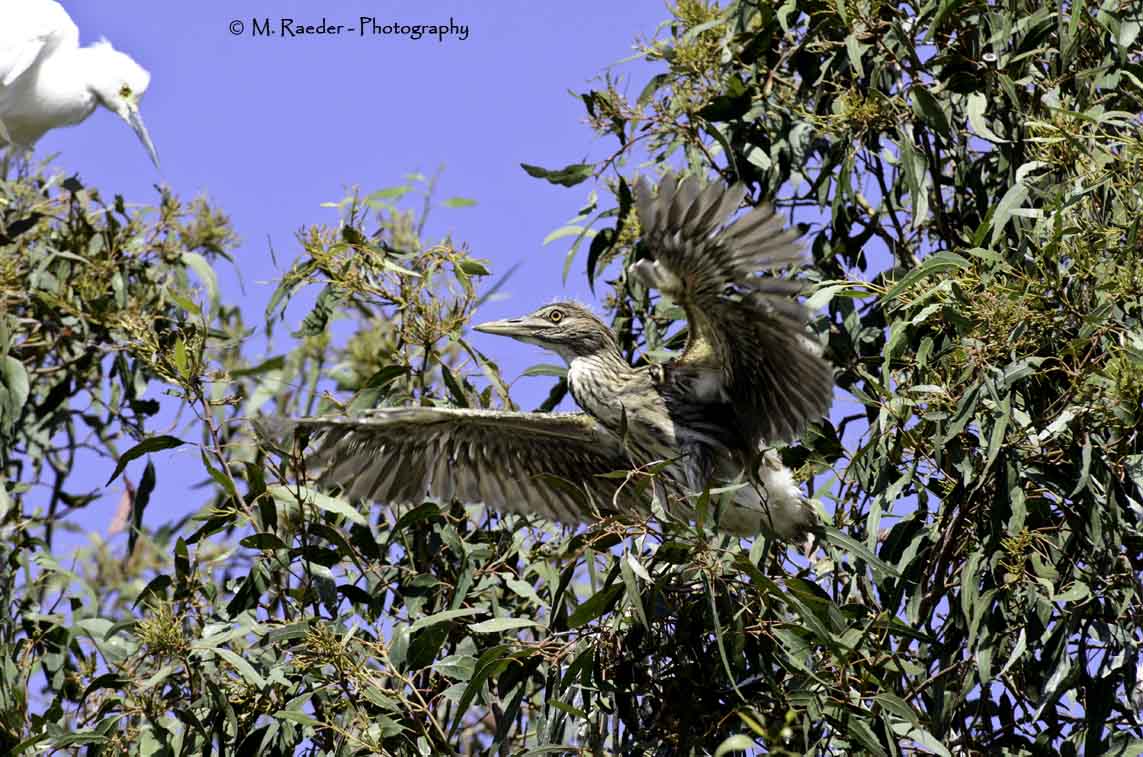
[0,0,159,167]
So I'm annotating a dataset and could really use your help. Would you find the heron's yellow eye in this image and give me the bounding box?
[119,85,132,99]
[548,309,564,323]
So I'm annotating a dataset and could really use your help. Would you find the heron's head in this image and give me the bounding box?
[474,302,618,362]
[88,40,159,169]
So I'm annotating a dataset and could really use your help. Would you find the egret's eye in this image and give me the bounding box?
[548,309,564,323]
[119,85,132,99]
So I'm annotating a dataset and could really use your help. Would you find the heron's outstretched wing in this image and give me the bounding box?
[269,407,642,526]
[631,172,833,444]
[0,1,78,88]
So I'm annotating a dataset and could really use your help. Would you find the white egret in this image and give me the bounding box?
[0,0,159,168]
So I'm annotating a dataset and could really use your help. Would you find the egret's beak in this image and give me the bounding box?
[120,100,160,169]
[473,316,542,340]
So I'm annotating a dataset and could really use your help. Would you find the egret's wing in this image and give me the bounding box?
[632,172,833,444]
[0,0,78,87]
[270,408,643,525]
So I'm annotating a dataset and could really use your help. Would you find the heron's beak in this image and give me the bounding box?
[119,100,160,170]
[473,317,541,339]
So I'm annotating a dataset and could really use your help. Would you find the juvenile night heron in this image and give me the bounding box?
[0,0,160,168]
[278,172,833,540]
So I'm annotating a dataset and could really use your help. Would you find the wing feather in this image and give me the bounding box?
[272,407,640,526]
[0,1,78,88]
[632,172,833,444]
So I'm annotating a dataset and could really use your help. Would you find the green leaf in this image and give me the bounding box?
[620,553,649,630]
[457,258,490,276]
[845,33,868,78]
[744,145,772,171]
[882,252,969,302]
[380,257,421,277]
[706,574,745,701]
[542,224,592,246]
[1036,652,1073,718]
[241,533,289,551]
[408,607,483,633]
[585,227,615,292]
[566,585,624,629]
[896,127,930,227]
[823,528,901,577]
[350,365,410,410]
[700,120,740,179]
[1070,437,1092,497]
[274,709,319,727]
[200,449,238,500]
[891,723,952,757]
[133,575,171,608]
[440,363,470,408]
[363,185,411,206]
[267,485,367,526]
[637,73,670,106]
[106,436,186,486]
[390,502,443,534]
[441,196,477,208]
[264,258,317,321]
[982,406,1010,474]
[128,461,156,557]
[1,355,30,430]
[806,280,870,311]
[846,716,888,756]
[910,85,952,138]
[966,92,1006,143]
[292,285,342,338]
[714,734,756,756]
[180,251,220,312]
[468,617,541,633]
[521,363,566,378]
[211,648,266,689]
[449,645,513,735]
[520,162,594,187]
[989,182,1030,246]
[698,90,752,122]
[408,622,451,670]
[875,692,918,724]
[1055,581,1089,603]
[230,355,286,377]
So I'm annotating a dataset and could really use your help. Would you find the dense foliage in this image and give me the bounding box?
[2,0,1142,753]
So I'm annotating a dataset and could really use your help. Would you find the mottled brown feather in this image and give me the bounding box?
[634,171,833,444]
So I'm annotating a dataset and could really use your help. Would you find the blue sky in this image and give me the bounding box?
[31,0,668,539]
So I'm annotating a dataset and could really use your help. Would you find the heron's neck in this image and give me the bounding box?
[569,347,631,374]
[565,347,637,422]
